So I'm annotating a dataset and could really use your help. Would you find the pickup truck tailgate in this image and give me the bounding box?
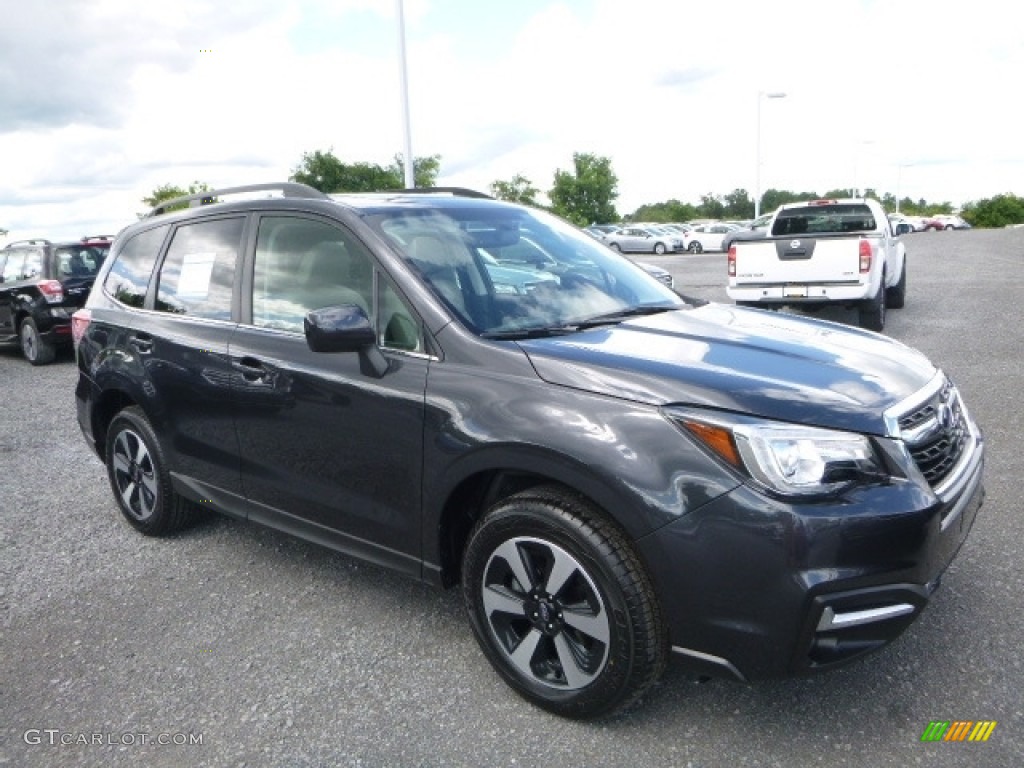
[733,237,864,286]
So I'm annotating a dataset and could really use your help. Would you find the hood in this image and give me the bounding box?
[517,303,936,435]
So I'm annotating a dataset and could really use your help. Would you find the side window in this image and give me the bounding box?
[2,251,24,283]
[378,279,423,353]
[156,218,243,320]
[104,225,169,308]
[252,216,374,333]
[23,250,43,279]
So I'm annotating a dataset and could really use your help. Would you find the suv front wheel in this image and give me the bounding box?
[462,485,667,718]
[105,407,202,535]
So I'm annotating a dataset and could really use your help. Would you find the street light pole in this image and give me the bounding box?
[396,0,415,189]
[755,91,786,219]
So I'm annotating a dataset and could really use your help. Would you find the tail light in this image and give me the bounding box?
[859,239,872,273]
[71,308,91,347]
[728,246,737,277]
[37,279,64,304]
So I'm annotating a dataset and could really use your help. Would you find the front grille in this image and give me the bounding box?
[899,381,968,488]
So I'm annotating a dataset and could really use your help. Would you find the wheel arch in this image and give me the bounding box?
[88,385,144,458]
[428,449,643,589]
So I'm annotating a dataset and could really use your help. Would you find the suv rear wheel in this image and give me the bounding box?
[105,407,202,535]
[20,318,56,365]
[462,485,667,718]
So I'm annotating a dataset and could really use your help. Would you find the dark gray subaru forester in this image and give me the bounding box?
[73,183,984,718]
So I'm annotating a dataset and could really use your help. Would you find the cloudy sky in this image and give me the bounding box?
[1,0,1020,241]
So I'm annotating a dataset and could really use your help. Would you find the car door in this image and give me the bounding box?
[115,216,246,496]
[229,213,429,574]
[624,228,647,252]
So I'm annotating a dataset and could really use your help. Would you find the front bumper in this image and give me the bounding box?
[635,434,984,682]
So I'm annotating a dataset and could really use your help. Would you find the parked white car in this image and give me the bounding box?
[682,223,742,253]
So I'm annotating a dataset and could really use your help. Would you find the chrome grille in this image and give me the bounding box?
[900,381,968,488]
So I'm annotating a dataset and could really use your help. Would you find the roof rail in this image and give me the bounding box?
[148,182,328,217]
[393,187,493,199]
[2,239,51,248]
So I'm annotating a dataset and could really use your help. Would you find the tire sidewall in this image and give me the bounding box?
[20,317,57,365]
[105,408,172,534]
[462,499,639,718]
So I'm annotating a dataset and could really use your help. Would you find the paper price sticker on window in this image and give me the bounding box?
[176,252,217,300]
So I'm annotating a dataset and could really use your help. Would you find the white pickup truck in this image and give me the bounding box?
[726,198,907,331]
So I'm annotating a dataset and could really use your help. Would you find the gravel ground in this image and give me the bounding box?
[1,228,1022,767]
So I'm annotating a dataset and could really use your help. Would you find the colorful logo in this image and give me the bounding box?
[920,721,997,742]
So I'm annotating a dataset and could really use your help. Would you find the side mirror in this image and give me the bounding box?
[305,304,389,377]
[304,304,375,352]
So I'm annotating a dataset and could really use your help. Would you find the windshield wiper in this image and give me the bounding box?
[572,305,676,330]
[480,326,579,340]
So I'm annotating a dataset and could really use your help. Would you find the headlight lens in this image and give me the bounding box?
[668,410,884,497]
[733,424,880,495]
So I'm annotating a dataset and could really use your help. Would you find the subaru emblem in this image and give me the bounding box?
[790,240,801,249]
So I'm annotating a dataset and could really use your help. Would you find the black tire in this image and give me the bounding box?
[608,242,621,252]
[653,242,667,255]
[944,225,954,231]
[859,283,886,332]
[19,317,56,365]
[687,241,703,254]
[462,485,667,719]
[885,260,907,309]
[105,407,202,536]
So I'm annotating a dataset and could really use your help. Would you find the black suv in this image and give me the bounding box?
[74,184,984,718]
[1,236,112,364]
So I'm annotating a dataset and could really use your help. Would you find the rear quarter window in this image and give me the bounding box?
[104,225,170,308]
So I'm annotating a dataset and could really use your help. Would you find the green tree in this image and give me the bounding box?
[628,199,698,223]
[761,188,820,212]
[291,149,441,193]
[696,194,725,220]
[960,193,1024,228]
[722,188,754,219]
[490,174,540,206]
[390,153,441,189]
[142,181,212,213]
[549,152,619,226]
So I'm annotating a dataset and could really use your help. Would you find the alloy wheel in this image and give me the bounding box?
[20,323,38,362]
[480,536,610,690]
[111,428,159,521]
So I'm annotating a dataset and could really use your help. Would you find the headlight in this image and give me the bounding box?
[667,410,885,497]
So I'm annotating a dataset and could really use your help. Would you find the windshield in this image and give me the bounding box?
[368,204,684,337]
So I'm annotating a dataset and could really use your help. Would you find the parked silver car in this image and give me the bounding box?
[604,226,681,254]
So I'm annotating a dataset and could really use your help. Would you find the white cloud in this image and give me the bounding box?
[1,0,1021,241]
